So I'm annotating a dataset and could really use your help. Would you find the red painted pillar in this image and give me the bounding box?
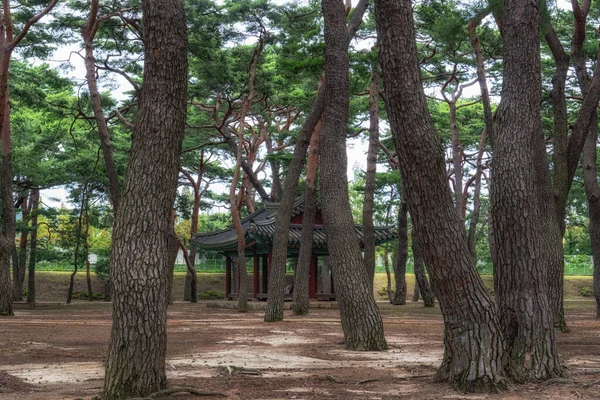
[253,254,259,299]
[262,255,268,295]
[225,256,232,300]
[309,255,317,299]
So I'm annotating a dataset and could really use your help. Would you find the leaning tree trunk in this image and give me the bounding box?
[293,122,321,316]
[264,0,369,323]
[391,192,408,305]
[27,189,39,304]
[411,237,434,308]
[101,0,188,397]
[491,0,563,381]
[320,0,387,351]
[362,57,379,289]
[374,0,507,390]
[582,118,600,319]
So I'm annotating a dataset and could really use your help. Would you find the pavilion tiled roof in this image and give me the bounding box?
[190,196,397,253]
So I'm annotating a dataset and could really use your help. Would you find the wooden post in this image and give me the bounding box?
[226,256,232,300]
[309,254,317,299]
[253,254,259,299]
[262,255,268,295]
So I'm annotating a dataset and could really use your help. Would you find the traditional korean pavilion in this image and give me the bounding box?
[191,196,397,300]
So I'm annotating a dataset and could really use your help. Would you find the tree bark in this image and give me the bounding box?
[411,237,434,308]
[363,57,379,288]
[83,0,122,214]
[293,122,321,316]
[101,0,187,396]
[67,186,87,305]
[582,117,600,319]
[321,256,331,294]
[264,0,369,322]
[466,130,487,261]
[374,0,506,390]
[491,0,563,381]
[391,192,408,305]
[182,154,204,302]
[319,0,387,351]
[27,189,38,303]
[85,210,92,301]
[13,195,28,301]
[412,281,419,302]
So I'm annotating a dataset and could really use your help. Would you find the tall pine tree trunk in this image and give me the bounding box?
[374,0,506,390]
[101,0,187,397]
[491,0,563,381]
[13,196,28,301]
[264,0,369,322]
[582,118,600,319]
[27,189,39,304]
[391,192,408,305]
[363,57,379,288]
[293,121,321,316]
[320,0,387,351]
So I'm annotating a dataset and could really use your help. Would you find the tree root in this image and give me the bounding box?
[129,386,226,399]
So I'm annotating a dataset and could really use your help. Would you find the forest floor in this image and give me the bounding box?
[0,274,598,400]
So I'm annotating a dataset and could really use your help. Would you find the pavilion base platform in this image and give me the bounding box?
[227,292,336,301]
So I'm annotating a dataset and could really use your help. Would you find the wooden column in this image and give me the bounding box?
[262,255,268,295]
[225,256,232,300]
[309,255,318,299]
[253,254,259,299]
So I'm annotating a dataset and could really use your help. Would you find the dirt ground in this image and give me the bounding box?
[1,298,599,400]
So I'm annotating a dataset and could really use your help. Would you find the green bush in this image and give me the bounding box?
[580,286,592,297]
[198,289,225,299]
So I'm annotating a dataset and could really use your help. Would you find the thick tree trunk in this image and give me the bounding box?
[374,0,506,390]
[0,18,14,318]
[491,0,563,381]
[27,189,39,304]
[582,118,600,319]
[320,0,387,351]
[264,0,369,322]
[363,59,379,288]
[293,123,320,316]
[391,193,408,305]
[101,0,187,397]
